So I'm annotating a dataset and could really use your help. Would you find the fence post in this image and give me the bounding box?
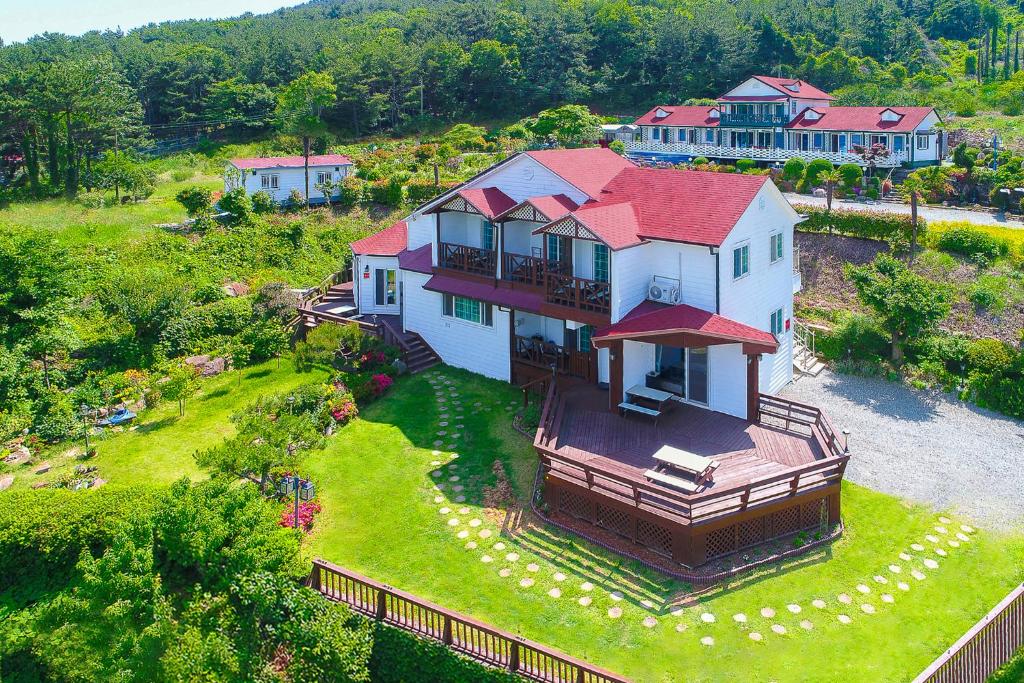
[375,588,388,621]
[508,640,520,672]
[308,561,321,591]
[442,614,453,645]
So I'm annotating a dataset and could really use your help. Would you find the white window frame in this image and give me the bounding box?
[442,294,493,327]
[770,232,784,264]
[316,170,332,185]
[770,307,785,336]
[260,173,280,190]
[732,242,750,280]
[375,268,397,306]
[652,127,661,141]
[916,134,929,150]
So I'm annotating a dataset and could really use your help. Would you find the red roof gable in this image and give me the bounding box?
[633,106,720,127]
[229,154,353,169]
[351,220,408,256]
[785,106,935,133]
[496,194,579,222]
[456,187,517,219]
[557,202,644,250]
[594,301,777,353]
[398,243,432,273]
[751,76,833,101]
[526,148,635,199]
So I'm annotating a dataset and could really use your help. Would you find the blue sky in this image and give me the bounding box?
[1,0,303,45]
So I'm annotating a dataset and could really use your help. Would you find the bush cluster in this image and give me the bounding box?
[792,203,922,242]
[935,226,1009,261]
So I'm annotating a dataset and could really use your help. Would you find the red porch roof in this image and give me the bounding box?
[593,300,778,354]
[633,106,720,127]
[446,187,518,219]
[750,76,833,101]
[351,220,408,256]
[423,274,544,313]
[398,243,432,274]
[495,194,579,222]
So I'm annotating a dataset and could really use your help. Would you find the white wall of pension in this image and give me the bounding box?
[353,255,402,316]
[228,164,351,204]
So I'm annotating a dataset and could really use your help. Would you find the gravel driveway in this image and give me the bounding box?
[782,369,1024,532]
[784,192,1024,229]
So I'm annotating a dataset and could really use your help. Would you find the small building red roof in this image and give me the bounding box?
[454,187,518,219]
[750,76,833,101]
[785,106,935,133]
[423,274,543,313]
[398,243,432,274]
[526,148,636,199]
[351,220,408,256]
[633,106,720,128]
[229,154,353,169]
[495,194,579,223]
[593,301,778,353]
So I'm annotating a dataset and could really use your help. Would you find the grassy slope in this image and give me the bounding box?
[5,360,329,491]
[304,368,1024,683]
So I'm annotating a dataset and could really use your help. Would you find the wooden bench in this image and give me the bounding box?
[619,401,661,423]
[644,469,700,493]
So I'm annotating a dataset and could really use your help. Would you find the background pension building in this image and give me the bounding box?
[225,154,354,204]
[630,75,944,168]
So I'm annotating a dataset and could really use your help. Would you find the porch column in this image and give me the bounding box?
[608,339,624,414]
[746,353,760,422]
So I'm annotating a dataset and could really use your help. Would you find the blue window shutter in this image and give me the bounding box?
[774,131,784,148]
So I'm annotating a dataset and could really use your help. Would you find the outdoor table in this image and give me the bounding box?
[652,445,719,484]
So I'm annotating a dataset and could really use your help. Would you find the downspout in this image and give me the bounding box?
[711,246,720,314]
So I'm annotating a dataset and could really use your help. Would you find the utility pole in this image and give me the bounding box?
[419,75,424,117]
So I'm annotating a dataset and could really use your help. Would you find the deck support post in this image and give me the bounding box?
[608,340,624,413]
[746,353,760,422]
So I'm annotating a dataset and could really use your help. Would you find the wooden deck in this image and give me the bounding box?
[549,384,827,495]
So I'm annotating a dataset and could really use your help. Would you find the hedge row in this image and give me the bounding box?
[791,203,924,242]
[369,623,521,683]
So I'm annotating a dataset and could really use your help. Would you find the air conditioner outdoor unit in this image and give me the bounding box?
[647,276,680,305]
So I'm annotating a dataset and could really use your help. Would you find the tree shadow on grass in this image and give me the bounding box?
[203,387,231,400]
[245,369,273,380]
[135,416,179,434]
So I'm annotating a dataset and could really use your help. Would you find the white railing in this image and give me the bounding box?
[625,141,907,167]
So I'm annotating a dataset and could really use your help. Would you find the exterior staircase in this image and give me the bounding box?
[402,332,442,374]
[793,321,826,379]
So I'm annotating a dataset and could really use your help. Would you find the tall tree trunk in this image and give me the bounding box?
[21,129,40,195]
[826,183,834,212]
[891,332,903,364]
[1004,23,1012,79]
[303,135,310,207]
[64,112,78,200]
[910,192,918,263]
[46,120,60,187]
[992,25,998,69]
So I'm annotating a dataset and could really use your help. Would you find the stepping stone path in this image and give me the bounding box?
[956,533,971,542]
[478,529,491,538]
[935,548,947,557]
[800,620,814,630]
[581,582,594,592]
[861,604,876,614]
[812,599,827,609]
[0,475,13,491]
[640,599,655,609]
[897,582,910,591]
[923,558,939,569]
[458,506,469,514]
[700,637,714,646]
[469,519,481,527]
[527,563,539,572]
[749,632,763,642]
[494,542,506,551]
[892,562,906,570]
[447,518,459,526]
[948,540,959,548]
[911,544,925,552]
[912,569,927,580]
[856,584,871,594]
[733,614,748,623]
[771,624,786,635]
[701,613,716,624]
[837,614,852,624]
[579,596,592,607]
[939,516,951,524]
[874,576,888,584]
[499,568,512,578]
[675,624,687,633]
[925,535,939,543]
[881,594,895,604]
[838,594,852,604]
[457,530,469,539]
[642,617,657,628]
[547,588,561,598]
[610,591,624,602]
[608,607,623,619]
[433,496,444,503]
[553,572,566,582]
[449,475,459,482]
[481,555,493,563]
[961,525,975,534]
[432,470,443,477]
[934,526,948,534]
[455,495,466,503]
[787,604,801,614]
[506,553,519,562]
[760,608,775,619]
[670,608,685,617]
[466,541,477,549]
[520,578,534,588]
[452,485,464,492]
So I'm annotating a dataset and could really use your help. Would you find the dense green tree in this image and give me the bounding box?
[276,71,337,205]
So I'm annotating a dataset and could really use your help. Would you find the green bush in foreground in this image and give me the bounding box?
[936,226,1009,262]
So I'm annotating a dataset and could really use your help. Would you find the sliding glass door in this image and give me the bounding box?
[687,347,708,405]
[653,345,708,405]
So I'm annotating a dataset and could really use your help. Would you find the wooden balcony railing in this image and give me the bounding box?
[514,335,596,382]
[545,274,611,316]
[719,112,790,127]
[439,242,496,277]
[502,253,567,287]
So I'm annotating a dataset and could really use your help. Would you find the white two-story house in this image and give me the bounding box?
[631,75,943,168]
[349,148,800,422]
[225,154,354,204]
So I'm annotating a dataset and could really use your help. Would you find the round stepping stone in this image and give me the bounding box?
[499,568,511,578]
[474,402,482,407]
[526,563,539,572]
[553,572,566,582]
[861,604,876,614]
[465,541,477,550]
[610,591,624,602]
[455,495,466,503]
[838,594,852,604]
[925,534,939,543]
[733,613,748,623]
[948,540,959,548]
[439,422,448,427]
[481,555,493,563]
[956,532,970,542]
[897,582,910,591]
[935,548,947,557]
[961,524,975,534]
[761,607,776,618]
[812,599,827,609]
[799,620,814,630]
[445,444,456,450]
[608,607,623,619]
[547,588,561,598]
[874,575,888,584]
[642,616,657,628]
[881,594,894,604]
[448,475,459,482]
[452,485,464,492]
[912,570,926,580]
[457,530,469,539]
[448,463,458,470]
[924,558,939,569]
[447,518,459,526]
[439,507,451,514]
[494,542,506,551]
[939,516,952,524]
[478,529,491,538]
[837,614,852,624]
[787,604,801,614]
[670,607,685,617]
[749,632,763,642]
[581,582,594,592]
[457,506,469,514]
[934,526,948,534]
[856,584,871,594]
[431,460,441,467]
[433,496,444,503]
[700,613,716,624]
[506,553,519,562]
[432,470,442,477]
[911,543,925,551]
[449,453,459,459]
[700,636,714,646]
[771,624,786,635]
[640,599,655,609]
[520,578,534,588]
[894,560,908,568]
[675,623,687,633]
[469,519,481,527]
[579,596,592,607]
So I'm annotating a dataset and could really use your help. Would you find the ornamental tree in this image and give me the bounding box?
[276,72,337,206]
[846,254,951,363]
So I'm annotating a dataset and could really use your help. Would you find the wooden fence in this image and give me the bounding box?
[308,559,630,683]
[913,583,1024,683]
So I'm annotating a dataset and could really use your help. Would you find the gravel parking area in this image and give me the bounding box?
[782,369,1024,532]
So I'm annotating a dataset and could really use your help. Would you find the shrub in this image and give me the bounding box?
[369,373,393,396]
[735,158,756,172]
[805,158,835,186]
[692,156,709,166]
[278,500,322,532]
[339,176,368,207]
[78,190,106,208]
[820,313,889,361]
[176,186,213,217]
[251,190,276,214]
[218,187,253,225]
[782,157,806,182]
[864,187,879,200]
[608,140,626,155]
[33,388,80,442]
[936,226,1008,261]
[792,204,922,242]
[171,168,193,182]
[369,178,405,207]
[837,163,862,187]
[288,188,305,207]
[406,179,458,204]
[966,338,1014,375]
[294,322,346,371]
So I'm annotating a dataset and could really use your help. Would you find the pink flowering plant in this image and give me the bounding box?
[370,373,393,396]
[329,394,358,424]
[279,500,322,532]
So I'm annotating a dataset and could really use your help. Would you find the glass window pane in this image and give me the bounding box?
[593,244,609,283]
[578,325,592,352]
[687,348,708,404]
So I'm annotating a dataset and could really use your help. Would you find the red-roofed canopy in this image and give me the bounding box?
[526,148,635,199]
[633,106,720,127]
[229,154,352,170]
[428,187,516,219]
[351,220,408,256]
[495,194,579,223]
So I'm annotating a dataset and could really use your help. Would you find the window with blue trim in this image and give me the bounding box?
[733,244,749,279]
[578,325,593,353]
[481,220,494,250]
[652,128,661,140]
[813,133,823,150]
[678,129,686,142]
[593,244,609,283]
[547,234,563,262]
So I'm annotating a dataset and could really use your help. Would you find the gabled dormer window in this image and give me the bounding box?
[803,109,822,121]
[880,108,903,122]
[655,107,671,118]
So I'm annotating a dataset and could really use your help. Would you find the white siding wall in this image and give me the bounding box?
[912,112,943,163]
[515,312,564,345]
[718,183,796,394]
[231,165,351,204]
[439,212,485,247]
[573,239,595,280]
[503,220,542,256]
[708,344,747,419]
[406,213,433,250]
[620,341,656,404]
[610,241,717,322]
[610,245,649,322]
[355,255,401,316]
[482,156,591,205]
[403,271,511,381]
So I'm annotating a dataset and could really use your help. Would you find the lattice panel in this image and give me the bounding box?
[544,217,598,241]
[769,505,802,539]
[736,517,765,550]
[436,195,479,215]
[505,205,544,222]
[595,504,633,540]
[802,499,825,529]
[705,526,737,560]
[559,489,590,521]
[636,519,673,557]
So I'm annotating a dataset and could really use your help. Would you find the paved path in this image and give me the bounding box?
[782,369,1024,531]
[784,193,1024,228]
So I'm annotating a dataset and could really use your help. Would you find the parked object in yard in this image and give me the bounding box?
[98,408,136,427]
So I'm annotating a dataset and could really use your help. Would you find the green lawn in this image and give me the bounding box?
[301,367,1024,683]
[4,360,329,492]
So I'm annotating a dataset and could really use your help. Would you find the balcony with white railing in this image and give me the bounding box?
[625,140,907,167]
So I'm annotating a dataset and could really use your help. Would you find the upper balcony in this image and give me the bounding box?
[440,242,497,277]
[718,112,790,127]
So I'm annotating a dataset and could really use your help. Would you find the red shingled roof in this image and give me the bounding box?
[456,187,517,219]
[495,194,579,222]
[594,300,778,353]
[750,76,833,101]
[351,220,407,256]
[550,202,644,250]
[229,154,352,169]
[785,106,935,133]
[633,106,720,127]
[423,274,544,313]
[526,148,635,199]
[398,244,432,274]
